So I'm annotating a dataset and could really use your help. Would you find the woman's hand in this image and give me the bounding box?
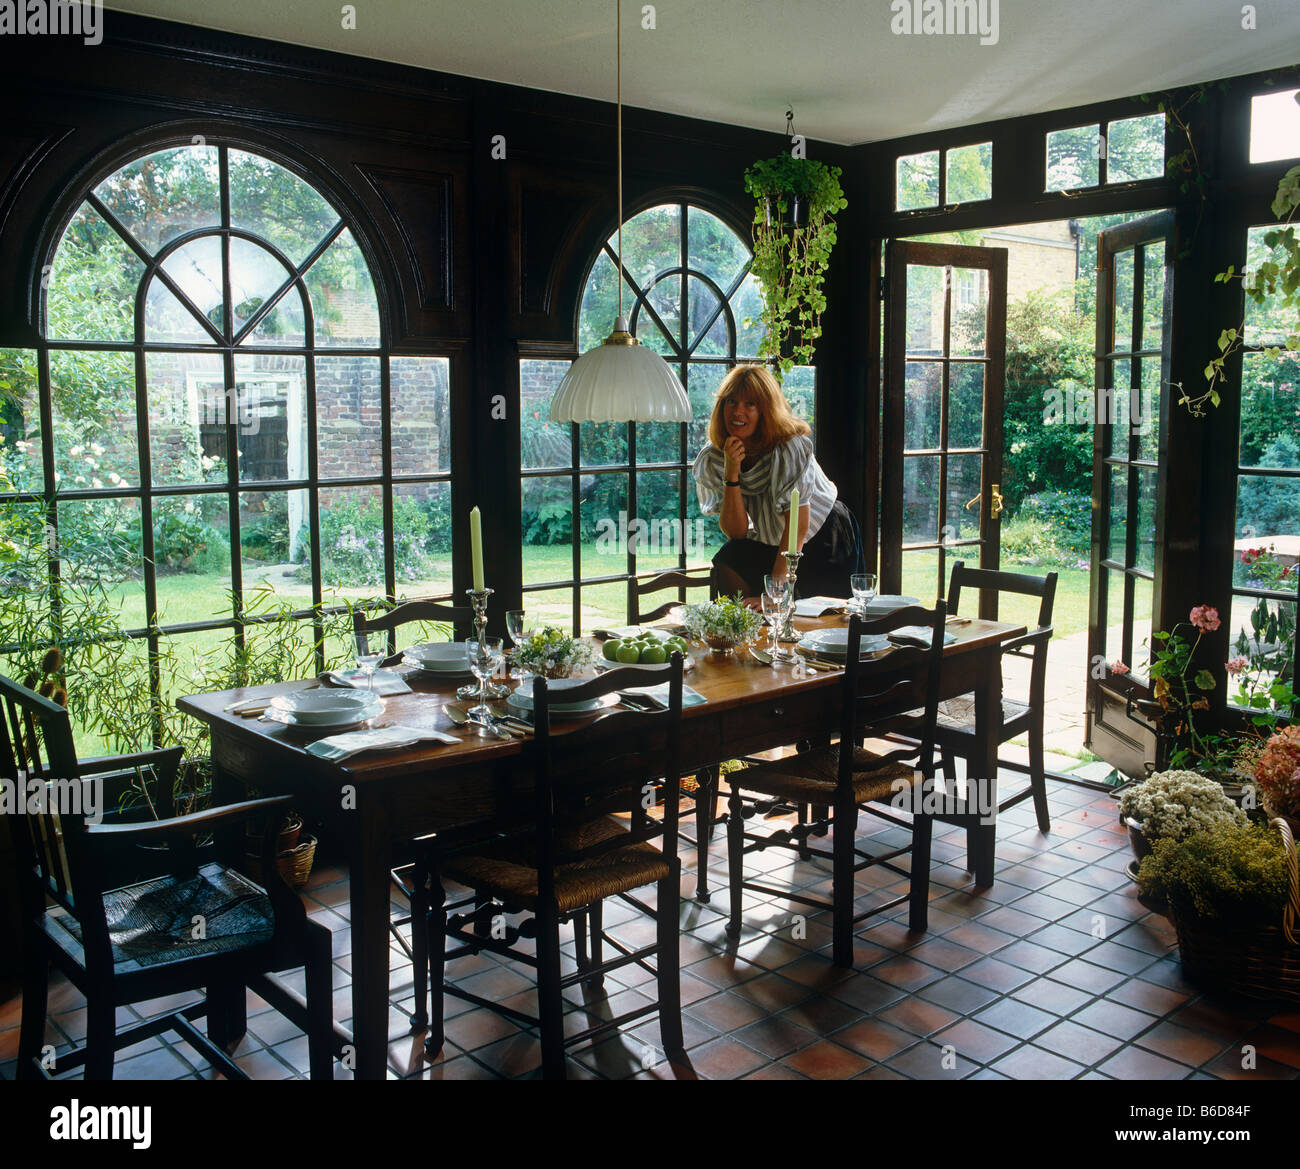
[722,436,746,480]
[741,595,762,611]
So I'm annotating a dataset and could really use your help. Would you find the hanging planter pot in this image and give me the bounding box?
[742,154,847,378]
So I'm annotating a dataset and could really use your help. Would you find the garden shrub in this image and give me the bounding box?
[302,493,434,587]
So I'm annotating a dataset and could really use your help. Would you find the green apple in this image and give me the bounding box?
[603,639,623,662]
[641,644,667,664]
[617,644,641,664]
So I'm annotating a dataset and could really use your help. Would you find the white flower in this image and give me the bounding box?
[15,440,30,453]
[91,443,104,456]
[69,444,84,456]
[91,478,103,489]
[108,472,123,485]
[1118,769,1246,841]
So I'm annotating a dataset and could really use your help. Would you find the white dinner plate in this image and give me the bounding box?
[404,641,471,670]
[859,595,920,615]
[506,690,619,719]
[270,689,380,724]
[263,697,385,729]
[798,629,891,657]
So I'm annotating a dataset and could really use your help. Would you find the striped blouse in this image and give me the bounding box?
[692,434,837,547]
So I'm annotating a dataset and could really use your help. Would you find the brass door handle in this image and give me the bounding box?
[990,484,1004,520]
[964,493,981,512]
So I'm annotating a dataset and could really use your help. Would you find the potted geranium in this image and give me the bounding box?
[682,594,763,658]
[513,626,595,679]
[1255,725,1300,833]
[1119,769,1247,884]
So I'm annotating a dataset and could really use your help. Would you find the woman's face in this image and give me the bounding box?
[723,393,761,443]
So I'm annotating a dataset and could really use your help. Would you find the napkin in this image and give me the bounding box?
[618,682,707,707]
[323,668,412,695]
[888,626,958,647]
[305,725,458,761]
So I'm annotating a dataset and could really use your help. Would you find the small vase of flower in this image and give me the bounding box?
[682,594,764,659]
[513,627,595,680]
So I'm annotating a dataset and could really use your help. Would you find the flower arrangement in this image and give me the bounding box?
[513,627,595,679]
[1137,820,1290,929]
[1255,725,1300,820]
[682,593,764,654]
[1118,769,1247,841]
[1144,604,1221,768]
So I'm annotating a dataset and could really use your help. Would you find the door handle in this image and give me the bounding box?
[990,484,1004,520]
[964,493,981,512]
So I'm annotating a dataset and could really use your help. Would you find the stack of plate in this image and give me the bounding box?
[403,641,474,679]
[506,676,613,718]
[796,627,891,662]
[267,689,383,729]
[857,594,920,617]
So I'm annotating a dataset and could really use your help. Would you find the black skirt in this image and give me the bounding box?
[711,500,860,599]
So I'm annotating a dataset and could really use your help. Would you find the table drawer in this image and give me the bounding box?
[719,688,831,755]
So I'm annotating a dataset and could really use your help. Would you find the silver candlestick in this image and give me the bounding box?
[457,587,510,700]
[776,550,803,643]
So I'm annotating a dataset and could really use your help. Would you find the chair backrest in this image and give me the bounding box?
[528,658,686,906]
[627,569,715,625]
[832,603,948,797]
[947,560,1058,630]
[352,599,473,657]
[1,673,92,922]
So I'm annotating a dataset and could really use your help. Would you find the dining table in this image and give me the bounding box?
[179,609,1025,1080]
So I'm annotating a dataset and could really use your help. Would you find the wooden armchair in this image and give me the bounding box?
[3,672,336,1080]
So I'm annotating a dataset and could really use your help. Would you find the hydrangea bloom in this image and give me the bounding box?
[1118,769,1246,840]
[1256,726,1300,818]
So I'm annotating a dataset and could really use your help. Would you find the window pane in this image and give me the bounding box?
[688,206,749,294]
[153,492,231,586]
[902,454,941,543]
[731,272,767,358]
[687,363,725,463]
[304,228,380,347]
[58,496,146,629]
[391,356,451,476]
[1132,574,1154,672]
[394,481,452,598]
[579,583,626,636]
[1046,125,1100,191]
[1134,468,1157,571]
[239,285,306,347]
[643,275,683,353]
[228,149,341,268]
[1228,598,1297,712]
[1107,465,1128,561]
[579,251,620,352]
[1136,358,1160,463]
[946,142,992,204]
[521,359,573,469]
[635,420,680,466]
[782,365,816,435]
[145,274,213,345]
[904,362,941,450]
[146,351,228,488]
[896,151,940,211]
[49,350,138,488]
[1250,89,1300,164]
[687,276,726,357]
[900,547,940,603]
[950,269,988,357]
[93,145,220,256]
[1106,114,1165,183]
[905,264,945,353]
[949,363,984,448]
[1107,357,1131,457]
[522,475,573,566]
[1239,351,1300,466]
[635,470,683,576]
[161,236,226,335]
[317,355,382,479]
[580,472,627,579]
[0,349,40,493]
[615,204,680,291]
[1141,240,1165,352]
[522,584,574,629]
[228,237,295,340]
[1244,224,1297,348]
[238,489,304,582]
[232,354,307,484]
[314,485,382,595]
[1236,471,1300,547]
[945,454,982,545]
[581,420,627,468]
[46,203,142,342]
[1113,250,1135,350]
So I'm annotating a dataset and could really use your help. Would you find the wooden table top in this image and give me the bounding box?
[178,614,1024,783]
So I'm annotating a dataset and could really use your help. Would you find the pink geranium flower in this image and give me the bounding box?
[1226,656,1249,675]
[1110,661,1130,675]
[1189,605,1220,633]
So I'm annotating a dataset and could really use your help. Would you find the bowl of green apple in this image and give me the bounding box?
[600,631,694,671]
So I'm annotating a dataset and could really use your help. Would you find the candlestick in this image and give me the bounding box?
[787,488,800,555]
[777,549,803,643]
[457,586,510,700]
[469,506,485,592]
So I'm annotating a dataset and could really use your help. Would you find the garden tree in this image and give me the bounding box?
[1238,352,1300,467]
[1237,434,1300,536]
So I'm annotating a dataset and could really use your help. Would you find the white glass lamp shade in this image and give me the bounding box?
[549,317,691,423]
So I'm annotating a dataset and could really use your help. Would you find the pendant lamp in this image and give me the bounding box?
[549,0,691,424]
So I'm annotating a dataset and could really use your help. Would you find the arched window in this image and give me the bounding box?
[0,143,453,735]
[520,201,815,632]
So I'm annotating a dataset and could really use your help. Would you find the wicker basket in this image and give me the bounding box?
[245,834,317,890]
[1168,818,1300,1003]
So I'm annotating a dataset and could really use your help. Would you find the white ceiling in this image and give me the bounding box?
[106,0,1300,145]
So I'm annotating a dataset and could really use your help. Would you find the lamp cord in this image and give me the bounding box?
[616,0,623,323]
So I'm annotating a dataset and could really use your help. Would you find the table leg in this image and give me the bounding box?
[970,649,1000,889]
[348,792,394,1081]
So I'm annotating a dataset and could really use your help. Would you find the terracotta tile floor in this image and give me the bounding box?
[3,776,1298,1081]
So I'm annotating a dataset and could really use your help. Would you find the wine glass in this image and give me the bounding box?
[506,609,530,678]
[761,593,787,661]
[466,638,503,721]
[850,573,878,614]
[763,573,790,609]
[355,637,384,693]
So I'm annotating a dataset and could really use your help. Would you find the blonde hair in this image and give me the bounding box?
[707,365,811,453]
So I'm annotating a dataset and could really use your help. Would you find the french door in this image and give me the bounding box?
[1085,211,1174,775]
[881,240,1008,612]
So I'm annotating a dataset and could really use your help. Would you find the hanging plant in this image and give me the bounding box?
[743,154,847,379]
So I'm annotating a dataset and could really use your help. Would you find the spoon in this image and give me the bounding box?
[749,648,774,666]
[443,706,518,740]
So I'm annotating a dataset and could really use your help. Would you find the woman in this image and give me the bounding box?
[692,364,859,603]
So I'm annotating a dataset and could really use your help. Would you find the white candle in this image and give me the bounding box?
[787,488,800,555]
[469,506,485,591]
